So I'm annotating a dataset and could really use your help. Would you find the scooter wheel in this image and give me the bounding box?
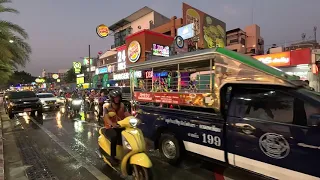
[132,165,153,180]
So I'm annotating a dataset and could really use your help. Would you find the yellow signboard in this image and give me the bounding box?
[96,24,109,38]
[73,62,81,74]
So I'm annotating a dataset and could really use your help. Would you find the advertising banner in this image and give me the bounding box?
[73,62,81,74]
[134,92,214,107]
[182,3,226,49]
[254,52,291,67]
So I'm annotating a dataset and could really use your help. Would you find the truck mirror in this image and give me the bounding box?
[309,114,320,127]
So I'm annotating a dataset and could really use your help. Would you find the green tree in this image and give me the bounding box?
[64,66,86,83]
[7,70,36,85]
[0,0,31,84]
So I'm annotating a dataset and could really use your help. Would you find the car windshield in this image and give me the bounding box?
[298,88,320,101]
[38,94,54,98]
[9,91,36,99]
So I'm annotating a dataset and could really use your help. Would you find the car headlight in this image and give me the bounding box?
[72,100,82,105]
[129,118,139,127]
[122,136,132,150]
[40,100,45,104]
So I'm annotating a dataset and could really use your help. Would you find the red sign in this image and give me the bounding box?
[253,48,311,67]
[254,52,290,67]
[145,71,153,78]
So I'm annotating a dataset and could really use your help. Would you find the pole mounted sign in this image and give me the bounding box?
[73,62,82,74]
[96,24,109,38]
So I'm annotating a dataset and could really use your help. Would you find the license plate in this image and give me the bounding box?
[24,108,31,112]
[48,102,53,104]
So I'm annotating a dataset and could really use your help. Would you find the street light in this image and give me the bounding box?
[9,40,14,43]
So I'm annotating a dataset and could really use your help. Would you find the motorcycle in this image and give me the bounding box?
[65,98,83,119]
[97,112,153,179]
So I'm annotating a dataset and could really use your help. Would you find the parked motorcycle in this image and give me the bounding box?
[97,112,153,179]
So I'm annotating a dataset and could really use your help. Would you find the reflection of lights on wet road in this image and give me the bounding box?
[56,112,63,129]
[74,121,84,133]
[87,131,92,139]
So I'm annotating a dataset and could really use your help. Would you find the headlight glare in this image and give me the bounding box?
[129,118,138,127]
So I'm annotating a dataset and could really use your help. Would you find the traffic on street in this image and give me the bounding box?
[2,110,258,180]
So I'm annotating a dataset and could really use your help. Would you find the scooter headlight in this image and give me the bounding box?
[72,100,82,105]
[129,118,139,127]
[122,136,132,150]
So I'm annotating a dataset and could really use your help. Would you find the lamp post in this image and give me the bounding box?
[88,45,91,88]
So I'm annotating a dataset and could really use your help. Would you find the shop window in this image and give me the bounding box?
[240,38,245,45]
[229,39,239,44]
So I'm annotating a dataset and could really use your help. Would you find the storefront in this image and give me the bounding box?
[253,48,319,90]
[125,29,174,64]
[96,51,117,88]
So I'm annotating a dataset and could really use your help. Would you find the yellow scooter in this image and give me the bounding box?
[98,112,153,179]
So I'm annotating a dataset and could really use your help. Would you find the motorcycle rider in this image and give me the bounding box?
[103,89,130,165]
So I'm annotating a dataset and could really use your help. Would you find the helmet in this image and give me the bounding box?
[109,89,122,104]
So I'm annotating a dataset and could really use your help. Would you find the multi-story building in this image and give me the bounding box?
[226,24,264,55]
[108,6,170,49]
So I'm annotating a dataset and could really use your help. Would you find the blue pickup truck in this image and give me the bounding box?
[128,48,320,180]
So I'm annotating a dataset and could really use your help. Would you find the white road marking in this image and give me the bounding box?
[26,116,111,180]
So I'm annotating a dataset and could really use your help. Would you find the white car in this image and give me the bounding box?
[36,93,58,110]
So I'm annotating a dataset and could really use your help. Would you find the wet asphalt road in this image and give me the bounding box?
[3,110,217,180]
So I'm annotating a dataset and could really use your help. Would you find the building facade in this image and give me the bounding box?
[226,24,264,55]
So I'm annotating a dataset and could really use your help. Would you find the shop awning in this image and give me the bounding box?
[99,50,117,59]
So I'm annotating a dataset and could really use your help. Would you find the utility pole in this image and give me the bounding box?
[314,26,317,42]
[88,45,91,88]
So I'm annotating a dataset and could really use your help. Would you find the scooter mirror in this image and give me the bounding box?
[108,112,116,117]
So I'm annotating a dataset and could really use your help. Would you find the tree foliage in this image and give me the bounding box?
[0,0,31,85]
[6,70,36,85]
[64,66,86,83]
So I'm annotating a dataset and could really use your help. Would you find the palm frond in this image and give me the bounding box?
[0,7,19,14]
[0,21,28,39]
[0,0,12,4]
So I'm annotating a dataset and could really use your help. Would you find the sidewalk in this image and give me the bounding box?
[0,108,5,180]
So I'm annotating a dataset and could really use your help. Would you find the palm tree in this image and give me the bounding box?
[0,0,31,83]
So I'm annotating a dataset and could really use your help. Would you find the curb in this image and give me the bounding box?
[0,109,5,180]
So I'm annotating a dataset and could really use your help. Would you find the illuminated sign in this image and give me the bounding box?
[83,57,93,66]
[52,74,59,79]
[113,71,142,80]
[117,48,126,71]
[98,67,108,74]
[145,71,169,78]
[286,71,307,80]
[254,52,291,67]
[152,44,170,57]
[35,78,45,83]
[145,71,153,78]
[73,62,81,74]
[128,41,141,63]
[96,24,109,38]
[177,23,195,40]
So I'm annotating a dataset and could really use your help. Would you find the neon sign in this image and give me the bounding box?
[152,44,170,57]
[145,71,168,78]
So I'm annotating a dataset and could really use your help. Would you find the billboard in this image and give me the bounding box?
[182,3,226,49]
[253,52,291,67]
[177,23,195,40]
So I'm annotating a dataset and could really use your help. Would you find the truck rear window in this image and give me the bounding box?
[9,91,36,99]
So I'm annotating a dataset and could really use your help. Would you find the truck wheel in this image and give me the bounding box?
[8,112,14,119]
[159,133,183,165]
